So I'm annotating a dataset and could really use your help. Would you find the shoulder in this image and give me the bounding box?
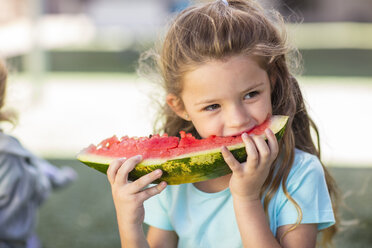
[0,134,46,191]
[0,154,26,200]
[287,149,325,184]
[293,149,322,169]
[0,133,31,180]
[0,153,24,178]
[277,149,330,198]
[0,132,33,158]
[271,149,335,232]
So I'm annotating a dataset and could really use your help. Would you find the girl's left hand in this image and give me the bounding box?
[221,128,279,201]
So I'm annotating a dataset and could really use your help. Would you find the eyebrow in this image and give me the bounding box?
[194,81,265,106]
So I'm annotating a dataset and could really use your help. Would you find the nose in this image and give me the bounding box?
[225,103,250,129]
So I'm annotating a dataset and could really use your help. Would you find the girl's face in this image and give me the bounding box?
[167,55,273,138]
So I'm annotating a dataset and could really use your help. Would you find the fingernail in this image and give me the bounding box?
[265,129,272,135]
[136,155,142,160]
[119,157,127,162]
[242,133,248,139]
[155,169,162,175]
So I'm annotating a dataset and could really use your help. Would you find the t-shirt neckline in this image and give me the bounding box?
[190,183,231,198]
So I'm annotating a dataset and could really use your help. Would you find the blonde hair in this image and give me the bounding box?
[139,0,338,246]
[0,60,17,126]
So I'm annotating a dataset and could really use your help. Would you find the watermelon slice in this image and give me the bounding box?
[77,115,289,185]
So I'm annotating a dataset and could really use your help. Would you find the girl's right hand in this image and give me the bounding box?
[107,155,167,229]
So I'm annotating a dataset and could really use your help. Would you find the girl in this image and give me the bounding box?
[107,0,338,247]
[0,60,77,247]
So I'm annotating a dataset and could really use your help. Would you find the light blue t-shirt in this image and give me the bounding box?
[144,149,335,247]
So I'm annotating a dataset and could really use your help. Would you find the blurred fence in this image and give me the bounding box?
[6,48,372,77]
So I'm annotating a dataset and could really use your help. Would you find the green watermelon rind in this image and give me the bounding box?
[77,115,288,185]
[80,147,245,185]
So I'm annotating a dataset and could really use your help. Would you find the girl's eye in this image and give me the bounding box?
[204,104,220,111]
[244,91,259,100]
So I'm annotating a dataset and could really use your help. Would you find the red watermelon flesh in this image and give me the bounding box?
[82,115,275,162]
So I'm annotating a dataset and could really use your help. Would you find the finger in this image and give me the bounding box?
[128,168,164,193]
[265,128,279,159]
[221,146,242,174]
[115,155,142,185]
[242,133,259,168]
[107,157,127,185]
[252,135,271,166]
[138,181,167,202]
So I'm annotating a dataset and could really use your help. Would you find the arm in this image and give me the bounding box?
[32,155,77,189]
[277,224,317,247]
[232,197,317,248]
[147,226,178,248]
[107,156,167,248]
[232,197,280,247]
[222,129,318,248]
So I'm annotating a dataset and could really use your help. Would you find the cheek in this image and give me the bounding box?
[191,117,209,132]
[191,116,221,138]
[264,90,273,112]
[254,93,273,120]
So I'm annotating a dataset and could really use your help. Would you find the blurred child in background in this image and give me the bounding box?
[0,60,77,248]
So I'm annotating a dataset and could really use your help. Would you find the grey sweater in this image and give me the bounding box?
[0,133,76,248]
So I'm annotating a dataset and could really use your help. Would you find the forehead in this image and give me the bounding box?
[181,55,269,95]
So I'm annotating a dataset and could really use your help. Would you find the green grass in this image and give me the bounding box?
[7,48,372,77]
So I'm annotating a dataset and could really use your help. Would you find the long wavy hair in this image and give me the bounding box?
[0,60,17,126]
[139,0,338,246]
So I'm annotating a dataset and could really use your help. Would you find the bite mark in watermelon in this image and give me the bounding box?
[77,115,289,185]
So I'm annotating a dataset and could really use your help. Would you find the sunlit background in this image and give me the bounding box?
[1,0,371,247]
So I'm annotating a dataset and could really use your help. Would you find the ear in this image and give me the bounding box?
[166,93,190,121]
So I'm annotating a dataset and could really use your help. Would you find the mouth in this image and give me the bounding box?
[229,114,272,137]
[229,126,256,137]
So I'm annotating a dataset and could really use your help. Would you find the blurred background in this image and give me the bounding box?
[1,0,371,247]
